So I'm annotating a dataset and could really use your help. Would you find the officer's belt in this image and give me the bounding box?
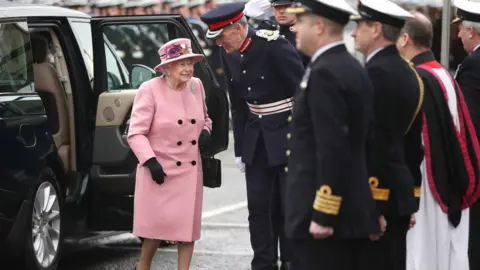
[247,97,294,116]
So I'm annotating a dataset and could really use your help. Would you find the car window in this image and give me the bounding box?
[71,21,130,91]
[69,21,94,80]
[104,24,169,74]
[0,21,35,93]
[104,41,126,91]
[103,21,215,92]
[103,23,173,91]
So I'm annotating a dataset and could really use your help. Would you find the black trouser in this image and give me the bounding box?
[291,238,377,270]
[369,214,410,270]
[245,138,291,270]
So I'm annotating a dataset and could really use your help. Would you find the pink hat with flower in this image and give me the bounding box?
[154,38,204,72]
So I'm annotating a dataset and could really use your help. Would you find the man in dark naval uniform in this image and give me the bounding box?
[452,1,480,268]
[284,0,381,269]
[270,0,310,66]
[351,0,423,269]
[201,3,304,270]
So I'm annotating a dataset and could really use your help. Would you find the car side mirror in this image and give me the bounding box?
[130,64,155,89]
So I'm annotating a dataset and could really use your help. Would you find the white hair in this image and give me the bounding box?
[237,15,249,27]
[463,20,480,35]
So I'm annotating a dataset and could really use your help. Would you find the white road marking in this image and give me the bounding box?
[202,222,249,228]
[201,201,248,219]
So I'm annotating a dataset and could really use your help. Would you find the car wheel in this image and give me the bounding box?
[24,167,63,270]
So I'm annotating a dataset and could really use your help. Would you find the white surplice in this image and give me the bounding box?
[406,67,470,270]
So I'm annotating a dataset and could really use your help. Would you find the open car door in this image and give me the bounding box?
[88,15,229,231]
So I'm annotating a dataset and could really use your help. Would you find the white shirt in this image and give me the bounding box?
[310,41,345,63]
[366,47,386,63]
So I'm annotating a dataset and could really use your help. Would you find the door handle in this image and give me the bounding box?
[18,124,37,148]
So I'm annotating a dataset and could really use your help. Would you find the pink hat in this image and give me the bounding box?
[154,38,204,72]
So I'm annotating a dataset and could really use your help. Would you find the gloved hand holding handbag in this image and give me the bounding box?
[144,157,167,185]
[198,129,211,153]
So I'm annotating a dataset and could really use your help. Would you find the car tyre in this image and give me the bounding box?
[24,167,64,270]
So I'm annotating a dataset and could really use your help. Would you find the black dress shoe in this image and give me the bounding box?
[280,261,292,270]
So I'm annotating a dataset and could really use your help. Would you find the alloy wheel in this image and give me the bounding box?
[31,181,61,268]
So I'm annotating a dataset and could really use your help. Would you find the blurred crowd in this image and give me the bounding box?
[7,0,276,89]
[7,0,468,77]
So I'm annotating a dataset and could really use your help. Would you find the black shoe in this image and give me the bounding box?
[280,262,292,270]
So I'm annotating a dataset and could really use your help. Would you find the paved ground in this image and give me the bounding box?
[56,132,253,270]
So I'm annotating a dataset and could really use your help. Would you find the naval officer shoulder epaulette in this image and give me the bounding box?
[255,29,280,42]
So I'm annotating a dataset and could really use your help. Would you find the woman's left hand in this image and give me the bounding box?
[198,129,211,152]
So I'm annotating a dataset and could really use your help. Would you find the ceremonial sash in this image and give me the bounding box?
[418,61,480,211]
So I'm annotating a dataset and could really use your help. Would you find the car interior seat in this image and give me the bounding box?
[31,34,70,172]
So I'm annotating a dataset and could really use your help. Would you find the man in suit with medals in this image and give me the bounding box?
[396,11,480,270]
[201,3,305,270]
[284,0,381,269]
[452,1,480,268]
[350,0,423,269]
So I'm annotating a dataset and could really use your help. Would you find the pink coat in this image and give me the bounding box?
[127,76,212,242]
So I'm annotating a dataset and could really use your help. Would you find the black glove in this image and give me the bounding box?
[198,129,211,152]
[144,158,166,185]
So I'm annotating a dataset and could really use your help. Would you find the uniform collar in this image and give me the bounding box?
[310,41,345,63]
[366,44,398,63]
[279,24,291,32]
[239,37,253,53]
[411,50,436,66]
[366,47,385,63]
[471,45,480,58]
[239,28,256,53]
[474,44,480,53]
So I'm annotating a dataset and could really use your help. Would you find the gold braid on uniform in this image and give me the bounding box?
[414,186,421,198]
[369,177,390,201]
[402,57,425,135]
[313,185,342,215]
[402,57,424,199]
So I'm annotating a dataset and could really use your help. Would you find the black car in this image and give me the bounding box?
[0,2,229,269]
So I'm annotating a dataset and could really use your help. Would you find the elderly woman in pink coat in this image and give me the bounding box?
[127,38,212,270]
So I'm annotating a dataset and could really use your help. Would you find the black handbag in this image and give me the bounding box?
[202,157,221,188]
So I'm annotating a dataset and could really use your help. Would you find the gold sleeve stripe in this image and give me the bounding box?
[369,177,390,201]
[414,186,421,198]
[403,58,425,135]
[313,185,342,215]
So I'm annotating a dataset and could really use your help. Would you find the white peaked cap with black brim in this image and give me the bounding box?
[95,0,125,7]
[171,0,188,8]
[189,0,206,8]
[452,0,480,24]
[350,0,413,28]
[286,0,358,25]
[62,0,89,5]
